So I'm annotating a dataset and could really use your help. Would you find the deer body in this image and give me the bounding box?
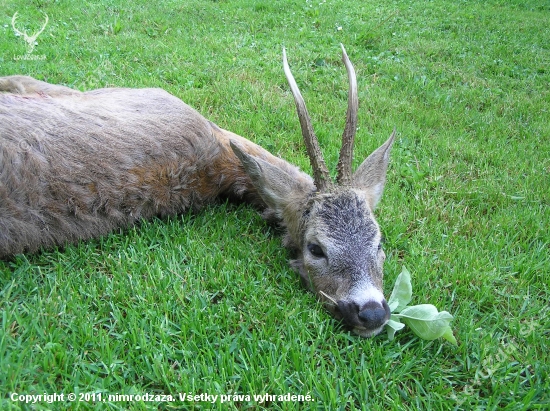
[0,47,395,337]
[0,76,304,256]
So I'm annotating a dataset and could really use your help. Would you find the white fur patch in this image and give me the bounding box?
[348,283,386,306]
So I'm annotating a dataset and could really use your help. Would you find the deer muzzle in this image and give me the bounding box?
[337,299,391,337]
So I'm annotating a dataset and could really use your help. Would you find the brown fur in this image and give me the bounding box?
[0,76,308,257]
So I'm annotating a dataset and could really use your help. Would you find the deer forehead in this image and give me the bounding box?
[303,189,381,248]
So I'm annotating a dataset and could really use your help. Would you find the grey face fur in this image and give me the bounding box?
[295,189,389,337]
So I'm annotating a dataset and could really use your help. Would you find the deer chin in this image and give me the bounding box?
[351,323,387,338]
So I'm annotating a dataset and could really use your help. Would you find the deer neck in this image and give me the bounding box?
[208,121,313,208]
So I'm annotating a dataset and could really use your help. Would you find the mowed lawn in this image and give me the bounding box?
[1,0,549,410]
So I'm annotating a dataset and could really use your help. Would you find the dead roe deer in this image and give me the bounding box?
[0,46,395,337]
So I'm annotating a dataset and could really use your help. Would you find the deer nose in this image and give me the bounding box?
[337,299,391,331]
[357,300,391,329]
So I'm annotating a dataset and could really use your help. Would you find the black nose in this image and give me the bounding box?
[357,300,391,329]
[337,300,390,330]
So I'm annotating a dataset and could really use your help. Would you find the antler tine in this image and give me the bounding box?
[336,44,358,186]
[283,47,332,191]
[35,13,49,39]
[11,12,25,37]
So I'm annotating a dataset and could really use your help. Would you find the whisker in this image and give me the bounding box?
[319,291,337,306]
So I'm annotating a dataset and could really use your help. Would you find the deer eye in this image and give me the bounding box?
[307,243,325,258]
[377,236,385,251]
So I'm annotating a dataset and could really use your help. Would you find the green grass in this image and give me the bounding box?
[1,0,549,409]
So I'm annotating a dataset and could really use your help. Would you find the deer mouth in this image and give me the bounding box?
[351,323,388,338]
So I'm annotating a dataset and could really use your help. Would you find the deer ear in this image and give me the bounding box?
[230,141,314,217]
[352,131,395,209]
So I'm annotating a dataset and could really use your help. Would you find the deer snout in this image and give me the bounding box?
[337,299,391,337]
[358,300,391,329]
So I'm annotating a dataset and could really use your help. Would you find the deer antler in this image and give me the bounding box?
[283,48,331,192]
[336,44,358,186]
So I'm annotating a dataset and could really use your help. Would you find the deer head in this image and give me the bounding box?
[11,11,49,54]
[231,45,395,337]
